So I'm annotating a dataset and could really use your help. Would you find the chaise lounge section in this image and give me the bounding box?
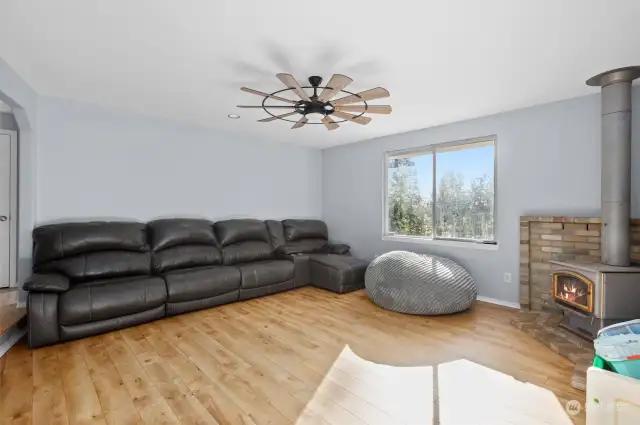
[25,218,369,348]
[268,219,369,293]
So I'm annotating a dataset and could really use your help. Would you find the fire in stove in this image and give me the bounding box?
[552,271,593,313]
[559,282,586,303]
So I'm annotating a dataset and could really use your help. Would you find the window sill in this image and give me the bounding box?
[382,235,499,251]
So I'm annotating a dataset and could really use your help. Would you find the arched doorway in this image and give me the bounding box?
[0,99,18,287]
[0,57,38,290]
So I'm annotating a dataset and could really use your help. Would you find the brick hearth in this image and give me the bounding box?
[511,311,594,390]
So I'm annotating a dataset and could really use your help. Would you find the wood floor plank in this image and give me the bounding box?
[3,287,584,425]
[156,318,292,425]
[176,315,330,425]
[233,299,430,381]
[194,322,335,425]
[32,346,70,425]
[120,328,221,425]
[136,323,257,425]
[82,336,144,425]
[203,308,339,389]
[0,354,5,395]
[58,341,107,425]
[0,341,33,425]
[186,313,310,388]
[103,333,181,425]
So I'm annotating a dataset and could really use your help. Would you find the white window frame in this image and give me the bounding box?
[382,135,498,250]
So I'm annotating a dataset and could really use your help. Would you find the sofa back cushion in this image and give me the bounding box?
[214,219,272,265]
[147,218,221,273]
[282,219,328,253]
[266,220,286,251]
[33,222,151,282]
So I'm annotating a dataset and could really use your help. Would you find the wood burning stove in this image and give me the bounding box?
[548,67,640,340]
[551,260,640,339]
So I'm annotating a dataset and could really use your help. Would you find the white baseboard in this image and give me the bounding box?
[0,325,26,358]
[476,296,520,309]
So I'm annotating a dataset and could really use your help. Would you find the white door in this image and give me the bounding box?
[0,133,11,288]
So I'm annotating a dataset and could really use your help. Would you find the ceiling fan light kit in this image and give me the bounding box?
[237,73,391,130]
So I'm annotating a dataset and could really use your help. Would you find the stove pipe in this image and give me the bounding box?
[587,67,640,266]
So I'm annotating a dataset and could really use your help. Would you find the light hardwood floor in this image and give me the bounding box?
[0,287,585,425]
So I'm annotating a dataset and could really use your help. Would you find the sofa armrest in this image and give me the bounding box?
[325,244,350,255]
[28,292,60,348]
[24,273,70,293]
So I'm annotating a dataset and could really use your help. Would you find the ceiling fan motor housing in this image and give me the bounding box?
[296,99,334,116]
[295,76,334,116]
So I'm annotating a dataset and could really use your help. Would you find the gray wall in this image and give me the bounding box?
[323,88,640,304]
[37,97,323,224]
[0,112,18,131]
[0,57,38,286]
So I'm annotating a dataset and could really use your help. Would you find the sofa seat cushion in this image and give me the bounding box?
[308,254,369,293]
[164,266,241,303]
[59,276,167,326]
[237,261,294,289]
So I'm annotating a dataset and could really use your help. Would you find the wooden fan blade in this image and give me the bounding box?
[291,116,308,129]
[332,111,372,125]
[237,105,296,108]
[321,116,339,131]
[332,87,390,105]
[241,87,297,104]
[334,105,392,114]
[258,112,299,122]
[317,74,353,102]
[276,73,311,101]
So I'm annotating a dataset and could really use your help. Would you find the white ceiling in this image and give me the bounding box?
[1,0,639,148]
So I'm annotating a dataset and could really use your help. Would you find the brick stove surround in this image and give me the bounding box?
[515,215,640,390]
[519,216,640,312]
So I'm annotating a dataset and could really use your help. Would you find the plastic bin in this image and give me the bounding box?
[595,321,640,379]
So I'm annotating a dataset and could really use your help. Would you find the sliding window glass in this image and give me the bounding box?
[385,137,496,244]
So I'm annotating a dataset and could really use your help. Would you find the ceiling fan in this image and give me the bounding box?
[237,74,391,130]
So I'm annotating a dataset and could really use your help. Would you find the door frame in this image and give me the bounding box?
[0,129,18,288]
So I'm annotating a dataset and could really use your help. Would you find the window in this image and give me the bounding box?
[384,136,496,244]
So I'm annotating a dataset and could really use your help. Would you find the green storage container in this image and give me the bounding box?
[595,320,640,379]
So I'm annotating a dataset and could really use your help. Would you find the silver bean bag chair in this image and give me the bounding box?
[365,251,477,315]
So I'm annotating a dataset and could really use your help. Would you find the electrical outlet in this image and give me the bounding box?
[503,272,512,283]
